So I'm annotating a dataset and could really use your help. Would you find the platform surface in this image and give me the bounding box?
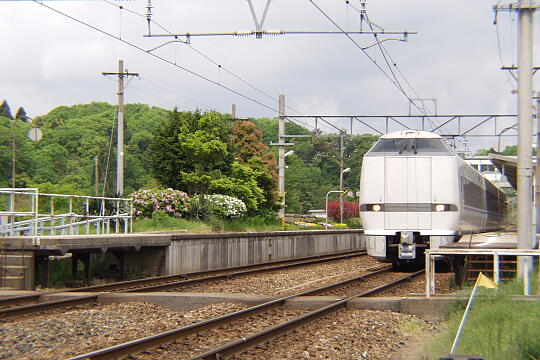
[442,232,517,249]
[0,233,172,254]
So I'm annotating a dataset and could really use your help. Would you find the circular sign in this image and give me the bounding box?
[28,128,43,142]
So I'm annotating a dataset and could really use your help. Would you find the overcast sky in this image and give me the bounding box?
[0,0,536,150]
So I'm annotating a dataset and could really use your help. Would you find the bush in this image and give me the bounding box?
[327,199,359,221]
[187,196,210,221]
[205,194,247,219]
[131,188,190,219]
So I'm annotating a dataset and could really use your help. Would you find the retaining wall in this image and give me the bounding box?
[165,230,365,274]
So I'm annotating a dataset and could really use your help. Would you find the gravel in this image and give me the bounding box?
[0,255,456,359]
[229,309,443,360]
[170,256,383,296]
[0,302,248,359]
[134,308,311,359]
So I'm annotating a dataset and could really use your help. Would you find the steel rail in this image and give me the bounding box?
[67,267,395,360]
[300,264,392,296]
[190,270,424,360]
[0,250,364,307]
[0,294,101,319]
[0,251,366,318]
[120,251,366,293]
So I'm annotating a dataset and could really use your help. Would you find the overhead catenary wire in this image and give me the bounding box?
[307,0,428,120]
[104,74,194,110]
[494,7,518,89]
[138,77,210,110]
[101,0,312,120]
[32,1,281,116]
[100,0,331,134]
[128,83,194,111]
[347,1,440,132]
[102,0,172,35]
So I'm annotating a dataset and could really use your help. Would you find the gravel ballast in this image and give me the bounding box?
[0,301,442,360]
[170,256,384,295]
[0,302,248,359]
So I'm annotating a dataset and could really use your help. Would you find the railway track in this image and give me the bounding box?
[0,250,365,319]
[68,268,423,360]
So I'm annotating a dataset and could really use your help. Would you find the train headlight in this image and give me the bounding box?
[435,204,446,212]
[372,204,382,212]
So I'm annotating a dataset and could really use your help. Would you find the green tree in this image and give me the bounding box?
[232,120,279,211]
[15,107,28,122]
[150,110,233,194]
[501,145,517,156]
[208,162,266,214]
[25,102,168,195]
[0,116,33,187]
[476,148,497,156]
[0,100,13,120]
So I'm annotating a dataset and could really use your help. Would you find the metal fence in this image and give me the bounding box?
[0,188,133,237]
[425,248,540,297]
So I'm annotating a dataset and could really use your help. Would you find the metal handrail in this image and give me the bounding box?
[0,188,133,237]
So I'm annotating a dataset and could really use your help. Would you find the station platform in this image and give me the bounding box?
[0,233,172,255]
[442,231,517,250]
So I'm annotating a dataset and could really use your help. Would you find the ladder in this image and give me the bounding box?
[464,255,517,282]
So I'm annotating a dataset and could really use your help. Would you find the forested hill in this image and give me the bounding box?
[0,101,379,213]
[1,102,169,196]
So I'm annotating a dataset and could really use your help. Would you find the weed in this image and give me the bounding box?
[420,276,540,360]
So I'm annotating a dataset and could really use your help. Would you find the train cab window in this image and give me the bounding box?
[367,138,453,156]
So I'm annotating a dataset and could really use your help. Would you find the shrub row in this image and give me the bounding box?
[131,189,247,220]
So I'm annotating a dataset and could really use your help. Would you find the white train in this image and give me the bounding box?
[359,130,506,264]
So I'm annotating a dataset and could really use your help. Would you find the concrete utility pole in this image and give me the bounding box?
[339,131,345,223]
[270,95,294,220]
[516,0,535,285]
[536,92,540,248]
[102,60,139,196]
[278,95,286,219]
[94,156,99,197]
[495,1,537,291]
[11,120,16,188]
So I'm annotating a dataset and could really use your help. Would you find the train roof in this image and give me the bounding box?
[380,130,442,139]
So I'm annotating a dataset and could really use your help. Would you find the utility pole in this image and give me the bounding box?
[536,92,540,248]
[339,131,345,223]
[11,119,16,188]
[94,156,99,197]
[270,95,294,221]
[102,60,139,196]
[496,1,537,289]
[516,0,535,288]
[278,95,286,219]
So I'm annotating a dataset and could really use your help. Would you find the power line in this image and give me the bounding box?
[32,0,280,115]
[139,77,211,109]
[350,1,447,133]
[308,0,431,125]
[129,83,194,111]
[494,9,518,88]
[102,0,172,35]
[100,0,312,124]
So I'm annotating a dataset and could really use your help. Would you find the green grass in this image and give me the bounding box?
[132,216,211,233]
[420,277,540,360]
[132,216,329,233]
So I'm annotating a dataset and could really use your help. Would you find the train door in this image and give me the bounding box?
[384,157,432,230]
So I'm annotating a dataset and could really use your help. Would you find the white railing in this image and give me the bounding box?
[0,188,133,237]
[425,248,540,297]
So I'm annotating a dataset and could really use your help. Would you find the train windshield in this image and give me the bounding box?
[367,138,453,156]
